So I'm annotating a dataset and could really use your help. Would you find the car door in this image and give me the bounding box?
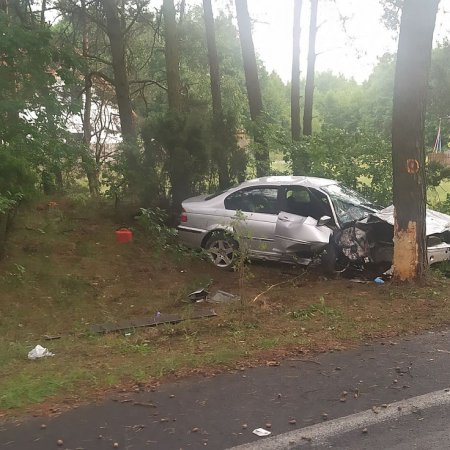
[223,186,281,256]
[274,186,333,255]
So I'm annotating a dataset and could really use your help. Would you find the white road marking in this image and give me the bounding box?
[228,388,450,449]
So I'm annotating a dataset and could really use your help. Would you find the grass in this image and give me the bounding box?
[290,296,340,320]
[1,198,450,419]
[428,180,450,207]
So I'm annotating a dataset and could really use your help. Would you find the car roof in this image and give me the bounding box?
[238,176,338,189]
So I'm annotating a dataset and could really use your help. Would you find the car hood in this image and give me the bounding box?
[370,205,450,236]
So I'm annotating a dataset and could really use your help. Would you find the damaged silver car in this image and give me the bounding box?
[177,176,450,271]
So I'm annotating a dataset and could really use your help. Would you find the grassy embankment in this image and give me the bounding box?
[1,198,450,419]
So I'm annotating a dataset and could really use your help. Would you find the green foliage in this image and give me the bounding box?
[0,149,35,200]
[315,74,364,132]
[281,138,311,175]
[283,127,392,205]
[141,112,209,205]
[431,193,450,216]
[230,210,253,299]
[137,207,178,252]
[380,0,404,31]
[3,0,450,216]
[426,41,450,149]
[290,297,339,320]
[427,161,450,188]
[0,196,18,215]
[0,9,82,202]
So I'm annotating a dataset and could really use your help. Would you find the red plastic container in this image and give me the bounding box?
[115,228,133,243]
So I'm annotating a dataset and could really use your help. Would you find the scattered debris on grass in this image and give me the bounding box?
[188,288,209,302]
[27,345,54,360]
[189,288,239,304]
[89,309,217,334]
[208,290,239,304]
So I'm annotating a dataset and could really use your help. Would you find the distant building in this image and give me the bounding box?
[428,150,450,166]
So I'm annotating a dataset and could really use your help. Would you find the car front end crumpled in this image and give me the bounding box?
[334,205,450,268]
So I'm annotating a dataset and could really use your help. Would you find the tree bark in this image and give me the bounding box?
[162,0,182,113]
[203,0,230,189]
[40,0,46,24]
[82,74,100,196]
[102,0,141,195]
[162,0,188,210]
[291,0,302,142]
[102,0,137,143]
[178,0,186,23]
[303,0,318,136]
[81,0,99,196]
[392,0,439,281]
[203,0,222,118]
[235,0,269,177]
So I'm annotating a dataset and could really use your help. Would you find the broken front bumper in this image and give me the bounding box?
[427,242,450,264]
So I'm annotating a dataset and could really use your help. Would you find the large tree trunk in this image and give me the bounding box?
[162,0,182,113]
[203,0,230,189]
[235,0,269,177]
[102,0,140,193]
[81,0,99,196]
[203,0,222,119]
[102,0,137,143]
[162,0,188,210]
[291,0,302,142]
[303,0,318,137]
[40,0,46,24]
[0,0,8,13]
[392,0,439,281]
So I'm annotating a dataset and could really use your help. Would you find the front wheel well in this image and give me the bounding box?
[201,229,235,248]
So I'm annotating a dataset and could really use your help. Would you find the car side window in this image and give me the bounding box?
[224,187,280,214]
[284,187,333,221]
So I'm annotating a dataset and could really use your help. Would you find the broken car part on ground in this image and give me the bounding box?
[178,176,450,272]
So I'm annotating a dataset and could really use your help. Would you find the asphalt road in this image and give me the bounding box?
[317,403,450,450]
[2,329,450,449]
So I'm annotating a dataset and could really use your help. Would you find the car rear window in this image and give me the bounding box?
[205,190,227,200]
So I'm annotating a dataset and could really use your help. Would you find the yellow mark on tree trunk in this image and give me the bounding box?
[406,159,420,174]
[393,220,419,281]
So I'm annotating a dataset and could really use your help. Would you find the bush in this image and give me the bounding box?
[137,207,178,253]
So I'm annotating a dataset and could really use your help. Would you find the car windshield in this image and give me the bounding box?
[322,184,378,225]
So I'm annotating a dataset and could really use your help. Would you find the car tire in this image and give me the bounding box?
[205,232,237,269]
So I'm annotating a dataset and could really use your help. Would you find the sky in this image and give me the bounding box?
[198,0,450,84]
[247,0,396,83]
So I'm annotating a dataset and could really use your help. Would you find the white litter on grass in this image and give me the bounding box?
[28,345,55,360]
[252,428,271,437]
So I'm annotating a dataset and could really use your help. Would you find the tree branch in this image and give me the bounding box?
[129,79,167,91]
[90,71,115,86]
[85,53,112,66]
[124,1,145,35]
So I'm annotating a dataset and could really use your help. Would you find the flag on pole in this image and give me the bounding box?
[433,124,442,153]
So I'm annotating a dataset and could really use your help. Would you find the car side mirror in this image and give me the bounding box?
[317,215,332,227]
